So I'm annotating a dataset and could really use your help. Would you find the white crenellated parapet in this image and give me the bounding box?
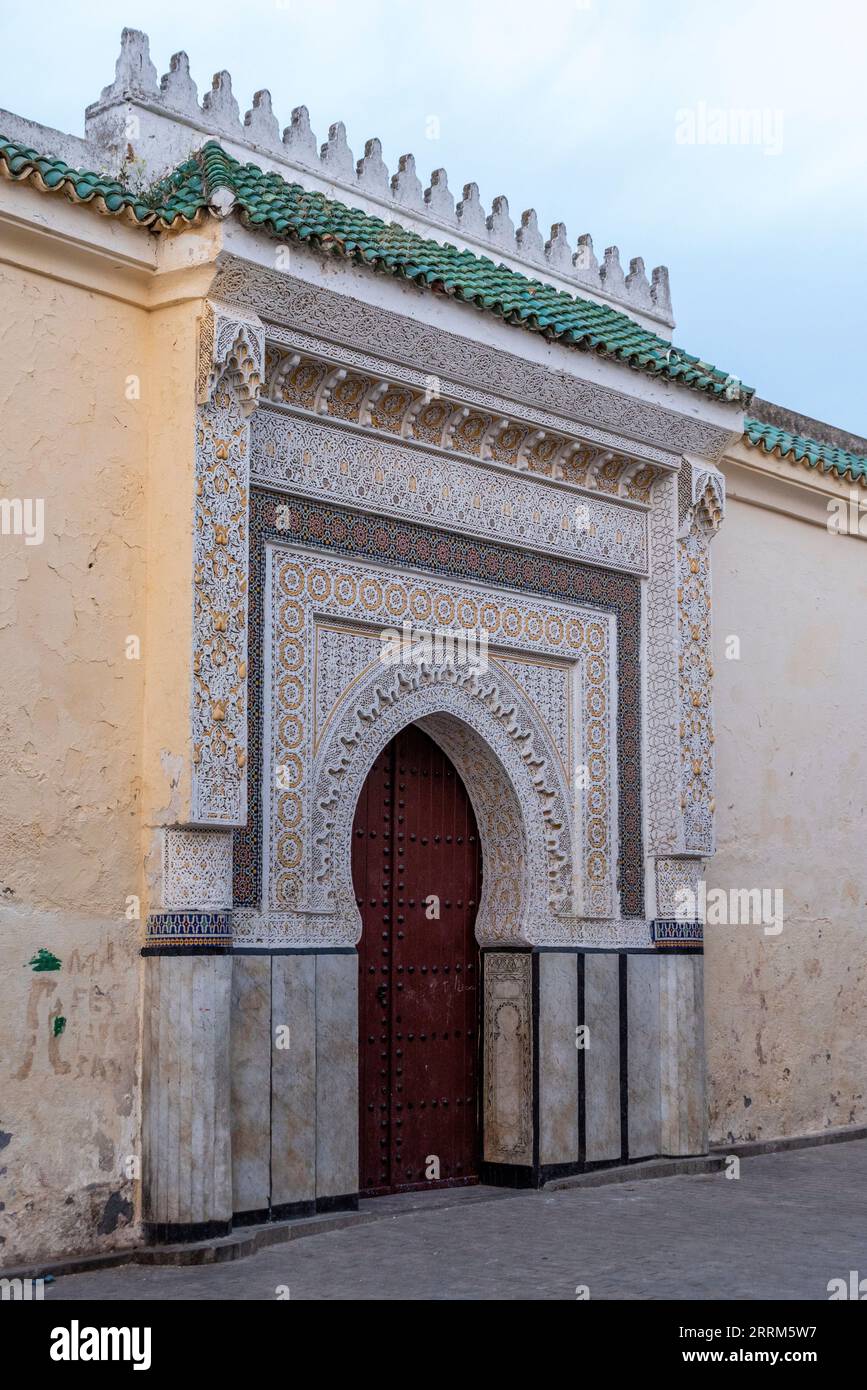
[391,152,425,210]
[82,28,675,329]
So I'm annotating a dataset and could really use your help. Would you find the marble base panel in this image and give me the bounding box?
[228,950,357,1219]
[481,947,707,1187]
[141,945,706,1235]
[141,954,233,1239]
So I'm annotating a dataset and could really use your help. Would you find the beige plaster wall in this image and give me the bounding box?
[0,260,148,1264]
[139,298,199,896]
[707,470,867,1144]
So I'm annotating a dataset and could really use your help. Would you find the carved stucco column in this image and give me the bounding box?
[646,461,725,937]
[648,460,724,1155]
[141,301,263,1241]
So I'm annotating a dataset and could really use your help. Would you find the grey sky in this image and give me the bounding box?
[4,0,865,435]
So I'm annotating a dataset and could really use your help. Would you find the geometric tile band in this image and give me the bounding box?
[145,911,233,948]
[251,407,649,576]
[264,549,615,931]
[235,490,644,918]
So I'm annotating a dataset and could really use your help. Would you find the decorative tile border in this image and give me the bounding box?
[251,406,649,575]
[235,491,644,918]
[146,911,233,948]
[651,918,703,950]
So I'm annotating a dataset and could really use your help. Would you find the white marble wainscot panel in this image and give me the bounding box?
[483,953,534,1165]
[161,828,234,910]
[212,263,734,462]
[659,953,707,1155]
[141,954,233,1231]
[314,953,359,1200]
[584,953,623,1162]
[270,954,316,1208]
[626,954,662,1159]
[538,952,580,1166]
[230,954,271,1214]
[231,545,631,948]
[252,407,649,576]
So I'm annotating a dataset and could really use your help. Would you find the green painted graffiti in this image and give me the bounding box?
[53,1016,66,1037]
[26,948,62,972]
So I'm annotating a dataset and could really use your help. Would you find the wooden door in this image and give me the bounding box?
[354,724,482,1196]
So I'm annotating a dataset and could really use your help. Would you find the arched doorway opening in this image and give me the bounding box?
[353,723,483,1196]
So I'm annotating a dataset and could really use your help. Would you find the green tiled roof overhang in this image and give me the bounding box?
[0,132,753,405]
[0,135,207,228]
[10,136,858,488]
[199,143,752,403]
[744,417,867,484]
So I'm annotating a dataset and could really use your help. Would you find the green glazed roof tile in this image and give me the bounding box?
[743,417,867,485]
[200,142,751,402]
[0,134,208,229]
[0,131,754,404]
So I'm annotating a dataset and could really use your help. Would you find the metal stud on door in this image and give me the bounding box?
[354,744,395,1196]
[354,724,482,1196]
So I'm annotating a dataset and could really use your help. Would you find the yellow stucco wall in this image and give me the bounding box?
[707,466,867,1144]
[0,261,147,1261]
[140,299,200,898]
[0,244,208,1263]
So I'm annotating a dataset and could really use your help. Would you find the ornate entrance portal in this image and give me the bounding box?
[354,724,482,1196]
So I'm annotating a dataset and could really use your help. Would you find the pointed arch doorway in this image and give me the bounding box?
[353,722,483,1196]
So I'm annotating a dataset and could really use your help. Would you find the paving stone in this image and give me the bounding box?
[46,1140,867,1301]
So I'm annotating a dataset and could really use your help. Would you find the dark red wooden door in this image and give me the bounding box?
[354,723,482,1196]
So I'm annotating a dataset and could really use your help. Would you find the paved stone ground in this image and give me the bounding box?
[47,1140,867,1300]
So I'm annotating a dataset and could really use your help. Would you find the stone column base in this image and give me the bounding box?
[480,946,707,1189]
[141,953,233,1242]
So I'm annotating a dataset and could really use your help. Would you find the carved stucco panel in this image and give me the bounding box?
[161,828,233,911]
[252,407,648,575]
[483,952,533,1165]
[655,856,704,919]
[191,300,264,825]
[645,473,681,857]
[676,464,725,856]
[254,546,620,945]
[211,262,735,461]
[261,318,681,468]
